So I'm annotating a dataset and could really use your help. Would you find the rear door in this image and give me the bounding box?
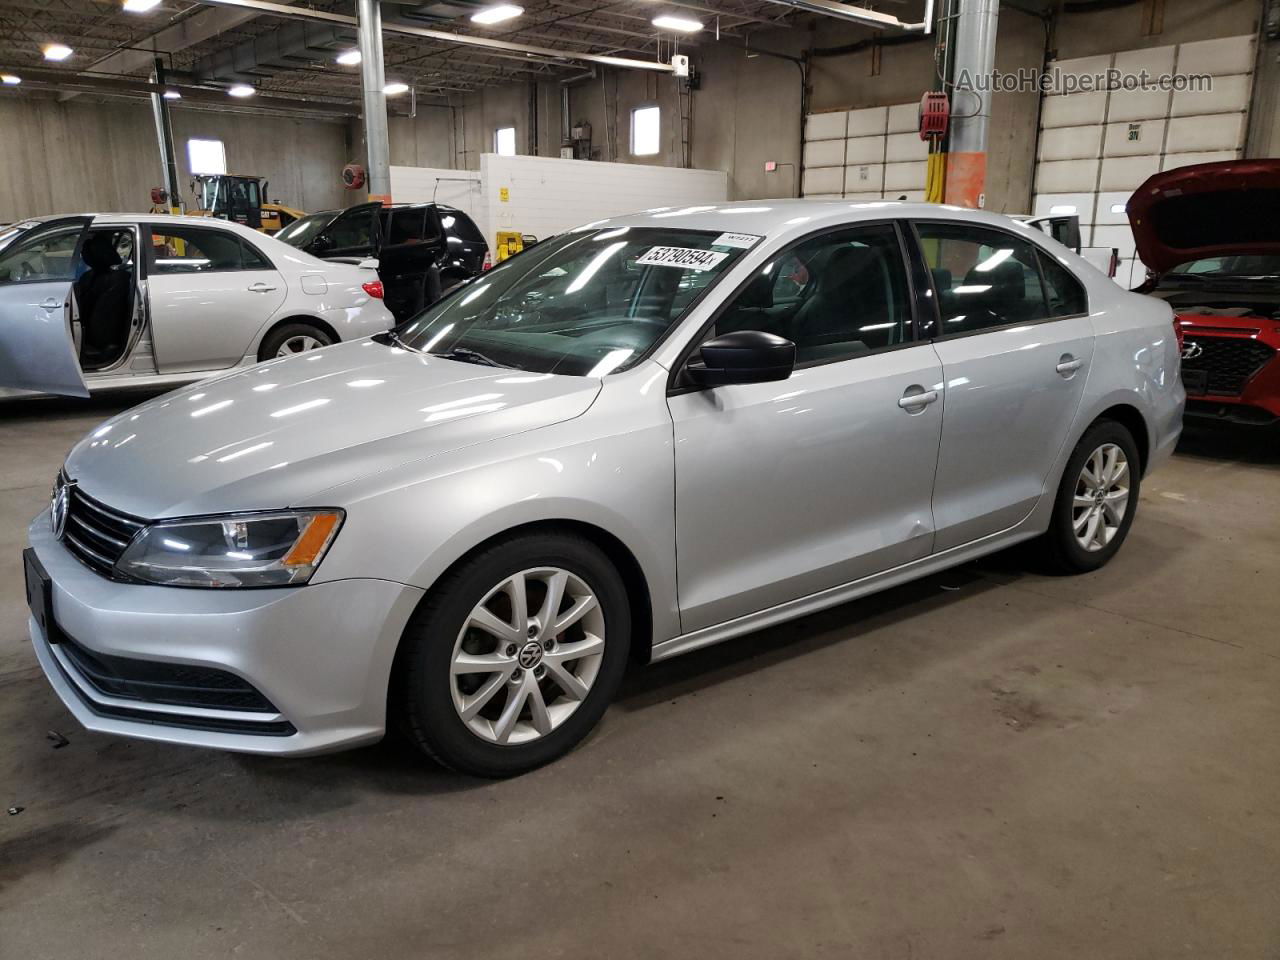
[146,224,287,373]
[912,220,1095,551]
[0,217,91,397]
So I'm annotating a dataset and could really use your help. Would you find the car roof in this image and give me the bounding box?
[581,198,1052,245]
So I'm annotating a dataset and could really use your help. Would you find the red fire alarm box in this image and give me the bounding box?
[919,91,950,141]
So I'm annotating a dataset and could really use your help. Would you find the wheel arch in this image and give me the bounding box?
[400,518,655,668]
[1091,402,1151,474]
[255,315,341,361]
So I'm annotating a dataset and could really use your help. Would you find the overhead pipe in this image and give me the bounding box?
[756,0,934,32]
[193,0,679,73]
[149,57,183,214]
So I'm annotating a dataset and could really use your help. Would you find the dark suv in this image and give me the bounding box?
[277,202,488,321]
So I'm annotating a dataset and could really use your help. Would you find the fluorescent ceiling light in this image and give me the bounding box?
[1,74,20,85]
[471,4,524,24]
[228,84,255,97]
[123,0,162,11]
[652,14,703,32]
[336,49,361,65]
[163,89,181,99]
[384,81,409,95]
[42,43,73,61]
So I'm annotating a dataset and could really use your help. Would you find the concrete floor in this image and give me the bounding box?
[1,393,1277,960]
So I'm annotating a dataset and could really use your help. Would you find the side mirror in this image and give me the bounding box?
[311,234,335,253]
[687,330,796,387]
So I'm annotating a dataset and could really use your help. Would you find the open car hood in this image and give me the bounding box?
[1127,160,1280,273]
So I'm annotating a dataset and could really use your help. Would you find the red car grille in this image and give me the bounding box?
[1181,336,1275,397]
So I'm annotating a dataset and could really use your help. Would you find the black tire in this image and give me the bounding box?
[257,322,335,361]
[392,532,631,778]
[1036,419,1142,574]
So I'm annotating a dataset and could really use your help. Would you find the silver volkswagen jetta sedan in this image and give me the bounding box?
[23,200,1184,777]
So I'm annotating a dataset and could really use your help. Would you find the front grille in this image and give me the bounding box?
[62,483,144,577]
[57,634,276,712]
[1181,337,1275,396]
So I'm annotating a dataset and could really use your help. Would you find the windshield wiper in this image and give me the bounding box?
[433,347,506,368]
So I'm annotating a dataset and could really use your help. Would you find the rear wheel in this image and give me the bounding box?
[393,532,630,777]
[1037,420,1141,573]
[258,322,334,361]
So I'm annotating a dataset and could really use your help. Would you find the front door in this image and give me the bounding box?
[912,221,1096,551]
[146,224,287,373]
[0,217,91,397]
[667,223,943,633]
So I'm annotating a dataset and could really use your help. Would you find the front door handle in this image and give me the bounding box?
[38,298,62,310]
[247,282,278,293]
[898,388,939,410]
[1056,355,1085,376]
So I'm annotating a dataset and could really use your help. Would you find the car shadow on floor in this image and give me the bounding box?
[1175,421,1280,468]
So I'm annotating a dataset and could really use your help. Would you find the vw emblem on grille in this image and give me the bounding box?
[50,478,73,542]
[1181,341,1203,361]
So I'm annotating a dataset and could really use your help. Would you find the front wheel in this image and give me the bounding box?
[1036,420,1141,574]
[392,532,631,777]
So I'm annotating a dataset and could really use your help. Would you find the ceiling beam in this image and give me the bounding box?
[753,0,933,31]
[190,0,677,73]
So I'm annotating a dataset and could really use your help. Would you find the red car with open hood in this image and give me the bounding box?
[1129,159,1280,427]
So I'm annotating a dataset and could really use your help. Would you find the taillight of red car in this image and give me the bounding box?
[362,280,384,299]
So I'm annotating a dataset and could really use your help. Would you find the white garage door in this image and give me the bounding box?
[1032,35,1255,287]
[802,102,928,201]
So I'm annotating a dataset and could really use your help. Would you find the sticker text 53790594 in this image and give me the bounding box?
[635,246,730,272]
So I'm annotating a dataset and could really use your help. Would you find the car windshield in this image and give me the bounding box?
[390,226,751,376]
[1168,254,1280,278]
[276,211,338,248]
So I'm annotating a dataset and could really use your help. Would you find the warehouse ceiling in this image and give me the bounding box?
[0,0,892,107]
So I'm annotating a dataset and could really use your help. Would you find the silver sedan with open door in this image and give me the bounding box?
[0,214,395,399]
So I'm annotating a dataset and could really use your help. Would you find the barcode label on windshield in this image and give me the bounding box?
[636,246,729,272]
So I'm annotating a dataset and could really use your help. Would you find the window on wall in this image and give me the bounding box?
[186,138,227,175]
[631,105,660,156]
[494,126,517,156]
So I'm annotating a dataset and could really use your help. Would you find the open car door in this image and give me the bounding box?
[0,216,91,398]
[309,201,382,261]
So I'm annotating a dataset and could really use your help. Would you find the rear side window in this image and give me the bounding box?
[915,223,1048,335]
[150,226,253,274]
[241,240,273,270]
[440,208,485,244]
[1037,250,1088,317]
[386,208,426,245]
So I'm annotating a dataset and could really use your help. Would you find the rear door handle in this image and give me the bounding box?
[247,282,278,293]
[38,298,62,310]
[1056,356,1085,375]
[898,389,939,410]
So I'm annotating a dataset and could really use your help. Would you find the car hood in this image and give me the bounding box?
[64,339,601,518]
[1127,160,1280,273]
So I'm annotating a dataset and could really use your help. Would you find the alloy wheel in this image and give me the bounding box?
[276,334,325,357]
[1072,442,1130,552]
[449,567,605,745]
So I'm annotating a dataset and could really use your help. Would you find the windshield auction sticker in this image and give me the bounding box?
[712,232,762,249]
[636,246,730,272]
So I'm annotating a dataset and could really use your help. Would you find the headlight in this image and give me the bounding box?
[116,510,344,588]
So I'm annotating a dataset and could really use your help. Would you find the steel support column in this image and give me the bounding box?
[149,57,183,214]
[356,0,392,202]
[943,0,999,207]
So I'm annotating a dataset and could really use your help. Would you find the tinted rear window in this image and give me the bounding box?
[440,207,485,243]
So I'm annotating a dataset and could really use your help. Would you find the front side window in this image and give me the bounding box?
[276,211,338,249]
[326,211,375,250]
[0,223,82,283]
[916,223,1048,335]
[712,224,912,365]
[150,227,253,274]
[393,227,748,376]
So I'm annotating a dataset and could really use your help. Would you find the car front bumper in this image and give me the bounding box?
[27,510,423,756]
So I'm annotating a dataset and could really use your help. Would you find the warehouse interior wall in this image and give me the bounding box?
[0,0,1271,223]
[0,97,350,221]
